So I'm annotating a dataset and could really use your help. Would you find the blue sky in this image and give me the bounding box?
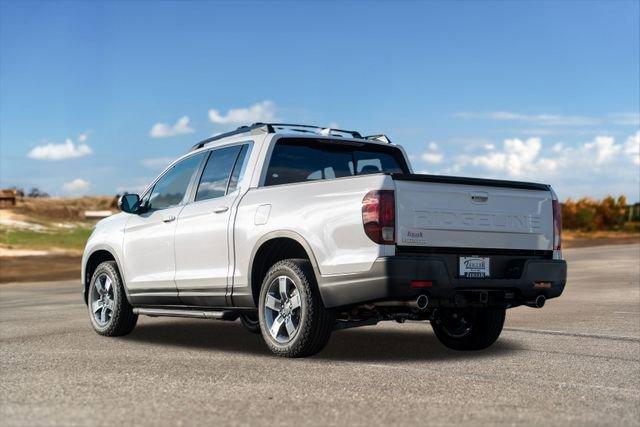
[1,0,638,201]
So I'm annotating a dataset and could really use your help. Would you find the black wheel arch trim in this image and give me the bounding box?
[83,245,132,305]
[247,230,325,305]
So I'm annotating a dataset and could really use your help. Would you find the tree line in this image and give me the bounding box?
[562,196,639,231]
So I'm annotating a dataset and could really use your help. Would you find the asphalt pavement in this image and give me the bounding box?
[1,244,639,426]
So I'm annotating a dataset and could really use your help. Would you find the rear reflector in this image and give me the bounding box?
[533,281,552,289]
[411,280,433,288]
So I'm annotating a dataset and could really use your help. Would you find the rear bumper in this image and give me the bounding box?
[318,255,567,309]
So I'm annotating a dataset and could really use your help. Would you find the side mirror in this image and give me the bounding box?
[118,194,141,214]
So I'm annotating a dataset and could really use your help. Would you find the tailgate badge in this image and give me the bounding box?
[470,192,489,204]
[401,229,428,245]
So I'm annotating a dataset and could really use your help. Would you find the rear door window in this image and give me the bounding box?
[226,144,250,194]
[195,144,250,202]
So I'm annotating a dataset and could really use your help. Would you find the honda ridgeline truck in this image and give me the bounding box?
[82,123,567,357]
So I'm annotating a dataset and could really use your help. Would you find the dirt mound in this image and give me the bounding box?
[12,196,117,221]
[0,254,81,283]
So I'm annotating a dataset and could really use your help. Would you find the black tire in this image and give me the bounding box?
[431,308,505,351]
[239,312,261,334]
[87,261,137,336]
[258,259,333,358]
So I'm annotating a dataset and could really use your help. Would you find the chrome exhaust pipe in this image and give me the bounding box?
[416,294,429,311]
[525,295,546,309]
[372,294,429,311]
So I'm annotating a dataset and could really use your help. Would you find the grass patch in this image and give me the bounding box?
[0,227,93,251]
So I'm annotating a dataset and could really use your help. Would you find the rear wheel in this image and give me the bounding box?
[239,312,261,334]
[258,259,333,357]
[431,307,505,351]
[87,261,137,336]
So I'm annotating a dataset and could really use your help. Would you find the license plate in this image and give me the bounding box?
[459,256,490,278]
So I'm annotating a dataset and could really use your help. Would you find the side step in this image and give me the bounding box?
[133,307,238,321]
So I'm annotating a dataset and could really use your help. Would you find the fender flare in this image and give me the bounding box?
[83,244,132,304]
[247,230,324,296]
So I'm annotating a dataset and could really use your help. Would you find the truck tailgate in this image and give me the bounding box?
[393,175,554,251]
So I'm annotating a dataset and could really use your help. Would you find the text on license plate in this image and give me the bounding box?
[459,256,490,278]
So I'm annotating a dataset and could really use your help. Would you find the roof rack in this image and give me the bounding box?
[269,123,363,139]
[189,122,391,151]
[364,134,392,144]
[190,123,274,151]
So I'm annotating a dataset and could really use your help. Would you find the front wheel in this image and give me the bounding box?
[258,259,333,357]
[431,308,505,351]
[87,261,137,336]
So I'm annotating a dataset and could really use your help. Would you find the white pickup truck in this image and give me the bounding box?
[82,123,567,357]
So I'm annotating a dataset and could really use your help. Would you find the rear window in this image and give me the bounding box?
[265,138,408,186]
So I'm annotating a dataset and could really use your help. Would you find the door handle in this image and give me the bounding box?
[213,206,229,214]
[163,215,176,223]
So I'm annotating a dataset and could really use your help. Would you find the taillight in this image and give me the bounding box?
[552,199,562,250]
[362,190,395,244]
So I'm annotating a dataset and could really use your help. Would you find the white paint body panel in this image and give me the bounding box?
[233,173,394,283]
[82,212,129,284]
[173,193,235,297]
[123,206,184,294]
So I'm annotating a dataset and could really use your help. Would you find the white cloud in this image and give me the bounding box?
[141,157,174,169]
[584,136,621,164]
[625,131,640,165]
[412,132,640,200]
[27,137,93,161]
[420,142,444,164]
[150,116,194,138]
[610,113,640,126]
[78,132,89,142]
[454,111,601,126]
[455,135,634,177]
[62,178,91,193]
[208,100,277,124]
[438,132,640,200]
[455,111,640,129]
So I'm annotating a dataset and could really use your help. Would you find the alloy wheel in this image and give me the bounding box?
[264,276,302,343]
[90,273,115,327]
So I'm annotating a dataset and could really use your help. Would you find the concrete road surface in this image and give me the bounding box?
[1,244,639,426]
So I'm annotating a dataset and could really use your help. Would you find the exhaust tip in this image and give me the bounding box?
[534,295,546,308]
[416,294,429,311]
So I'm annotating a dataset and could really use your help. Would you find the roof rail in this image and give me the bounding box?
[190,123,274,151]
[364,134,392,144]
[269,123,363,139]
[190,122,369,151]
